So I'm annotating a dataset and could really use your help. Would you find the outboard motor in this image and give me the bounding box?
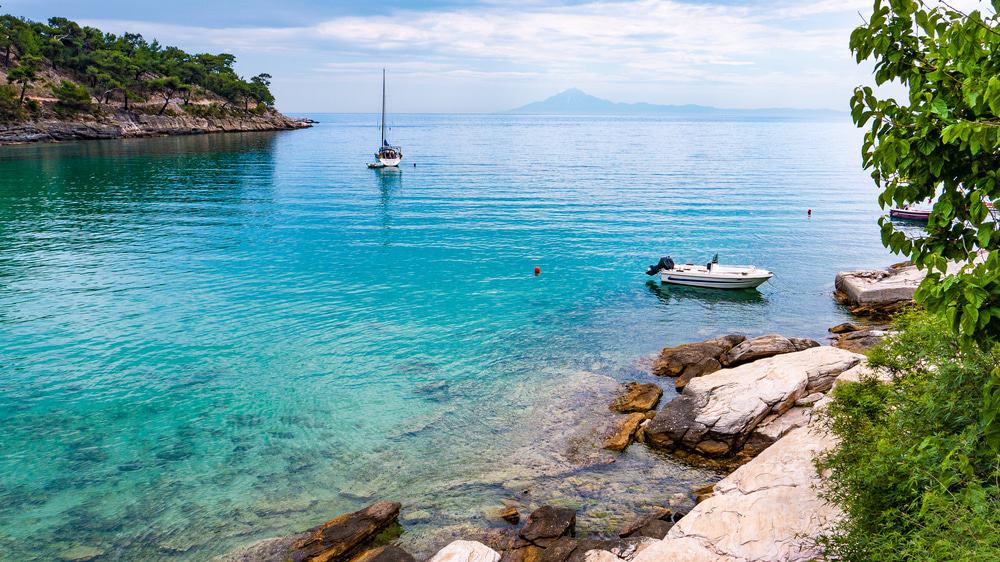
[646,256,675,276]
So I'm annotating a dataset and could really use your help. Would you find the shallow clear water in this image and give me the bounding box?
[0,114,895,560]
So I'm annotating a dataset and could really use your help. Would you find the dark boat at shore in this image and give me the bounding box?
[889,207,931,221]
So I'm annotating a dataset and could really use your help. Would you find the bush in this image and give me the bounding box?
[0,83,20,122]
[183,102,239,118]
[52,80,92,116]
[818,310,1000,560]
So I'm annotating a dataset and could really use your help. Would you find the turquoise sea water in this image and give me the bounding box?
[1,114,895,560]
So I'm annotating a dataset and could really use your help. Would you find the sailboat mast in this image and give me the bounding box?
[380,69,386,146]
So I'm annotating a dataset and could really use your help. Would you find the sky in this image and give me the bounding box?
[1,0,994,113]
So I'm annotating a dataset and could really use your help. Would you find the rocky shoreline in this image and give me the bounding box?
[208,261,915,562]
[0,111,312,145]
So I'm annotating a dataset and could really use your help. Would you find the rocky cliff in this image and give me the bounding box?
[0,110,311,144]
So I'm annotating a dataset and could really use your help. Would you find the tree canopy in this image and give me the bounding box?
[850,0,1000,443]
[0,13,276,115]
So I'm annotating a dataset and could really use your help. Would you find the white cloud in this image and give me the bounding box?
[85,0,855,76]
[85,0,993,111]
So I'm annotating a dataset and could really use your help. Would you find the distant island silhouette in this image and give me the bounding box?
[508,88,844,118]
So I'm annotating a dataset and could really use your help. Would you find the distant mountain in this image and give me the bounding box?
[507,88,843,119]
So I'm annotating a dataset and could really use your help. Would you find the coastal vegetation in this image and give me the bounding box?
[850,0,1000,350]
[820,310,1000,559]
[0,13,275,122]
[822,0,1000,558]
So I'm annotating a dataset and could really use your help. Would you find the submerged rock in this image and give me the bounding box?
[644,347,863,457]
[719,335,819,368]
[496,506,521,524]
[290,501,401,562]
[651,335,745,391]
[400,509,433,525]
[428,541,500,562]
[609,383,662,413]
[519,506,576,548]
[57,546,105,562]
[214,535,308,562]
[603,413,647,452]
[350,546,415,562]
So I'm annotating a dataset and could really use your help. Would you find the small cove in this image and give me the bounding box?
[0,114,895,560]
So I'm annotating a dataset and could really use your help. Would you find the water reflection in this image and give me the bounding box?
[0,133,279,258]
[372,166,402,198]
[372,168,402,244]
[645,280,768,307]
[0,130,284,162]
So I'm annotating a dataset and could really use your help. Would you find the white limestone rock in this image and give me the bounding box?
[644,346,863,456]
[427,541,501,562]
[835,264,925,306]
[631,424,841,562]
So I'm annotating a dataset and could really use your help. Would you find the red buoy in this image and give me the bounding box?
[534,266,541,276]
[807,209,812,216]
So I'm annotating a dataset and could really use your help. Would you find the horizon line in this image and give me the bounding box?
[282,109,851,115]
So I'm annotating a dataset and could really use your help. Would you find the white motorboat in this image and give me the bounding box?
[646,255,773,290]
[367,69,403,169]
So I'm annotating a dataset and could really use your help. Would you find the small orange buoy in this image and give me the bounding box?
[534,266,541,276]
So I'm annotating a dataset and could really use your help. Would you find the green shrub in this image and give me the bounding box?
[183,102,239,119]
[51,79,92,115]
[0,83,20,121]
[819,310,1000,560]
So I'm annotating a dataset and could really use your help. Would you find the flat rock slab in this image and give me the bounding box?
[610,382,663,413]
[720,335,819,368]
[429,541,501,562]
[835,263,925,306]
[617,424,842,562]
[519,506,577,547]
[833,363,893,387]
[651,335,746,390]
[644,347,863,457]
[291,501,401,562]
[743,406,813,456]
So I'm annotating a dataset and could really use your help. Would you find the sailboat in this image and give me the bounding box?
[367,69,403,169]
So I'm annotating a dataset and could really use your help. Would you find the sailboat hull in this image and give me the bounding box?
[367,160,401,169]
